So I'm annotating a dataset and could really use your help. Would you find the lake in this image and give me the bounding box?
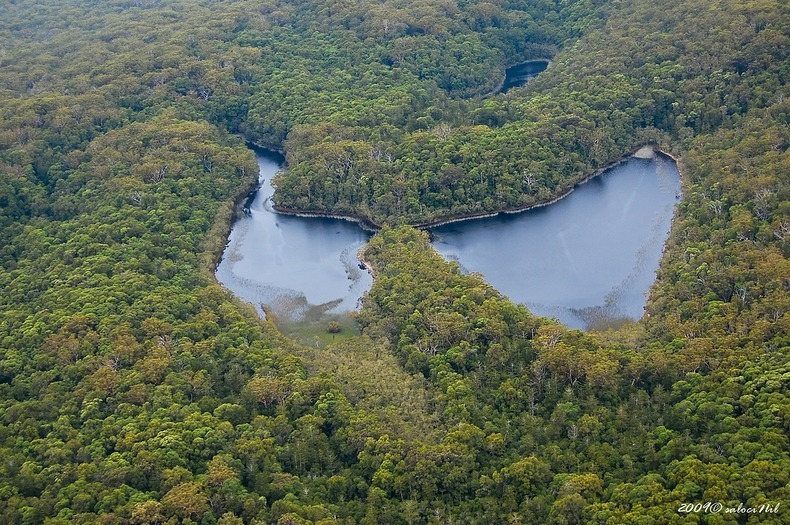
[215,149,373,323]
[217,148,680,331]
[500,59,550,94]
[430,153,681,329]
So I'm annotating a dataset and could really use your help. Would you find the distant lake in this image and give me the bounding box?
[500,59,549,94]
[215,149,372,322]
[430,154,681,329]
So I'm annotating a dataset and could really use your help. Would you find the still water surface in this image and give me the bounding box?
[430,155,681,329]
[500,59,550,94]
[217,149,680,330]
[215,149,373,321]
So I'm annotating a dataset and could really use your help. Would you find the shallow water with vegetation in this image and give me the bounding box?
[215,150,373,324]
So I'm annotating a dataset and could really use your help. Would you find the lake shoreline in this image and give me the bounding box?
[264,144,680,232]
[215,148,374,322]
[230,138,286,224]
[271,205,382,232]
[216,141,681,329]
[242,137,286,156]
[209,138,285,274]
[205,154,264,274]
[430,150,682,329]
[487,58,552,96]
[412,145,679,229]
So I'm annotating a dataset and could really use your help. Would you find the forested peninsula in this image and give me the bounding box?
[1,0,788,524]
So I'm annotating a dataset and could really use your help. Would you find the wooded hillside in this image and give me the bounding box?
[0,0,787,523]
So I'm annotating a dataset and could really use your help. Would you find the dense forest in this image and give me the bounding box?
[0,0,788,524]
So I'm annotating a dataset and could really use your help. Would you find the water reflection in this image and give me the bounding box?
[215,149,373,322]
[430,155,681,329]
[218,148,680,332]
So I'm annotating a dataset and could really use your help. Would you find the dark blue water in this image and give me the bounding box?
[430,154,681,329]
[500,59,549,94]
[215,150,373,321]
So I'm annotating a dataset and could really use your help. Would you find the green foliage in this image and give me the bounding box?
[0,0,788,522]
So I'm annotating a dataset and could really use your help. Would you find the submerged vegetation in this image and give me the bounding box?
[0,0,788,523]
